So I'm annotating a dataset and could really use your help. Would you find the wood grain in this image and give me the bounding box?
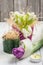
[0,0,43,22]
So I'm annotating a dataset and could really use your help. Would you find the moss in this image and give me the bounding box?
[3,39,20,54]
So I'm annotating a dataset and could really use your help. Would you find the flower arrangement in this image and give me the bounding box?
[3,11,42,60]
[6,11,37,40]
[3,30,20,54]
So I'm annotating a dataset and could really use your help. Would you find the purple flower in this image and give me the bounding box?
[12,47,25,59]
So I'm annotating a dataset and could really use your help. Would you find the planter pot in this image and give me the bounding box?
[3,39,20,54]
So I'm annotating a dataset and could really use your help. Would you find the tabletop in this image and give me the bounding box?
[0,22,43,65]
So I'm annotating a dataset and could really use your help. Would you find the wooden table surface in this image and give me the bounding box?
[0,22,43,65]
